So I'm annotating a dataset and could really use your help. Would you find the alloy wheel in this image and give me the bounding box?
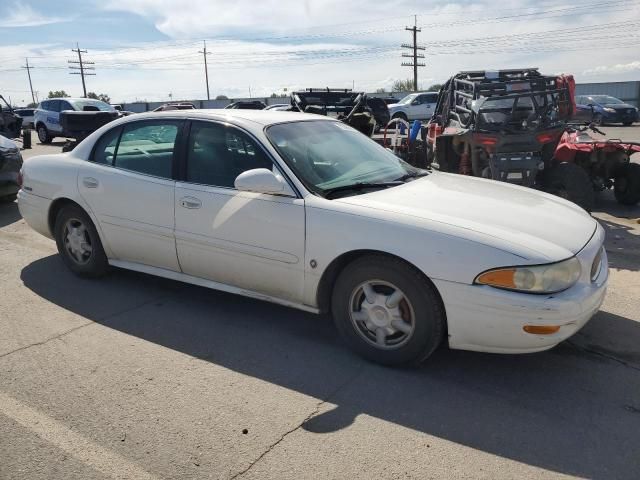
[349,280,415,350]
[63,218,93,265]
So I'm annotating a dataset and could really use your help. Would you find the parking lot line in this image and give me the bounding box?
[0,391,158,480]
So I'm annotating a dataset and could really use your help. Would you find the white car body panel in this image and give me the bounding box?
[174,182,306,301]
[77,162,180,271]
[18,109,608,355]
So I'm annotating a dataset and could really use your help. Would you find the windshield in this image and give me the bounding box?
[589,95,624,105]
[70,100,115,112]
[397,94,418,105]
[266,120,422,196]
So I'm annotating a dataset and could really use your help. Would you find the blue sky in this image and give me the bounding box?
[1,0,639,105]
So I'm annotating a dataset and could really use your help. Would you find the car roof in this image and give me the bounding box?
[43,98,106,102]
[125,109,334,126]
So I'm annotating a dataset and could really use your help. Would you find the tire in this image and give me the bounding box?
[0,194,17,203]
[54,205,109,278]
[392,112,408,121]
[592,113,603,126]
[37,124,52,144]
[614,163,640,206]
[543,162,595,212]
[331,255,445,366]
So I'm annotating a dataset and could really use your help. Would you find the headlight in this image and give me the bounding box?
[603,107,616,113]
[475,257,581,294]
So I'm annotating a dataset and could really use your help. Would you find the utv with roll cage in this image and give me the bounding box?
[290,88,389,137]
[426,69,597,210]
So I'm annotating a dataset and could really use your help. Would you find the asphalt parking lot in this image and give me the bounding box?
[1,127,639,480]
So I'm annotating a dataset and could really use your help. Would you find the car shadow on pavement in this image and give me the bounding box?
[20,255,640,480]
[0,200,21,228]
[599,217,640,272]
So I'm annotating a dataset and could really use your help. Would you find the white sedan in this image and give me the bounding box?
[18,110,608,365]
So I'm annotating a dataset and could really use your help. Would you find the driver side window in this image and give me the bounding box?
[186,121,273,188]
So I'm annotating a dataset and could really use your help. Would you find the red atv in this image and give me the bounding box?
[555,124,640,206]
[426,69,598,210]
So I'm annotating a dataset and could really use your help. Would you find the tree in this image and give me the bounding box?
[215,95,229,100]
[48,90,70,98]
[427,84,443,92]
[391,79,416,92]
[26,102,38,108]
[270,93,278,98]
[375,88,386,93]
[87,92,111,103]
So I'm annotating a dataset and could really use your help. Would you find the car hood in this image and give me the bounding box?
[387,103,401,109]
[333,172,597,261]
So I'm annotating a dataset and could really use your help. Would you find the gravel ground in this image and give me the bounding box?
[1,126,639,480]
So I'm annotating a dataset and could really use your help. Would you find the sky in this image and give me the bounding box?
[1,0,639,105]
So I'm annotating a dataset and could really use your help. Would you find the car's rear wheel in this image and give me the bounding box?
[37,124,52,144]
[614,163,640,205]
[592,113,604,126]
[543,162,595,212]
[331,255,445,366]
[54,205,109,277]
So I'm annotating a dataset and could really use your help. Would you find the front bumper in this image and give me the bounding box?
[435,225,608,354]
[603,109,638,124]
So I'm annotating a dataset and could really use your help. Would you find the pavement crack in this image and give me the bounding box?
[0,322,93,360]
[229,365,365,480]
[0,293,171,360]
[567,341,640,372]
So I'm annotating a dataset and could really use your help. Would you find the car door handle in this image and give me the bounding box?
[180,196,202,209]
[83,177,99,188]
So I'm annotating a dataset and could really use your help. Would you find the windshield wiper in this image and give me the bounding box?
[395,170,430,182]
[322,181,403,199]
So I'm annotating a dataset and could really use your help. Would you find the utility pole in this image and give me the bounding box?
[68,43,95,98]
[21,58,36,104]
[198,40,212,100]
[401,15,425,91]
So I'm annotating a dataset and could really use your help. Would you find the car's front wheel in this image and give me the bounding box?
[392,112,408,121]
[54,205,109,277]
[331,255,445,366]
[37,124,52,144]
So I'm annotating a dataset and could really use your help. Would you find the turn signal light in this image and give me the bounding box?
[523,325,561,335]
[476,269,517,288]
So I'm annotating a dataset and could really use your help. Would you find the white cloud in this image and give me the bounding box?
[583,61,640,77]
[0,3,66,27]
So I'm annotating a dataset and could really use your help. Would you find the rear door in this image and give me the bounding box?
[78,119,183,271]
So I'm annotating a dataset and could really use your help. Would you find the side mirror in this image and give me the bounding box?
[234,168,294,196]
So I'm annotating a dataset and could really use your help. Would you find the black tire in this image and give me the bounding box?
[614,163,640,206]
[331,255,445,366]
[54,205,109,278]
[36,124,52,144]
[392,112,408,121]
[543,162,595,212]
[592,113,604,126]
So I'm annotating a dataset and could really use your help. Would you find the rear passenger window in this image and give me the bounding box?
[114,121,181,179]
[92,127,121,165]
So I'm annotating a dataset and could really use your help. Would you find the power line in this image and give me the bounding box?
[401,16,425,91]
[68,42,95,98]
[21,58,36,104]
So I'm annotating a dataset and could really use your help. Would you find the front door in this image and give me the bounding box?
[78,119,183,271]
[174,120,305,302]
